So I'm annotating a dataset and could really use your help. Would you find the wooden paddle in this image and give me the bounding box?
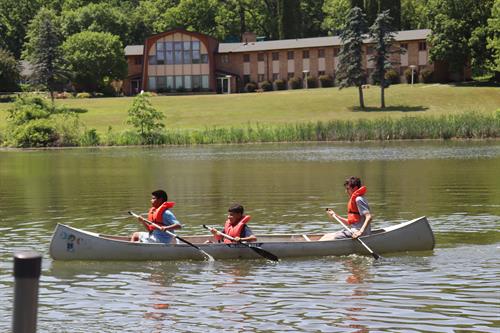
[326,209,380,260]
[202,224,279,262]
[128,211,215,262]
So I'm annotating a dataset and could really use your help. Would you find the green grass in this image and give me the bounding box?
[1,84,499,134]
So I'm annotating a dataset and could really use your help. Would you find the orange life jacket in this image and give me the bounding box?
[147,201,175,231]
[347,186,366,225]
[222,215,251,244]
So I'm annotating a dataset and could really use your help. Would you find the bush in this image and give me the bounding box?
[289,77,302,89]
[274,79,287,90]
[80,128,100,146]
[404,68,418,84]
[259,80,273,91]
[420,69,434,83]
[319,75,334,87]
[245,82,257,92]
[76,92,91,98]
[306,76,318,88]
[11,119,59,147]
[385,69,400,84]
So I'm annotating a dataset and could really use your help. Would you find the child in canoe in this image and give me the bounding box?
[130,189,182,243]
[208,204,257,243]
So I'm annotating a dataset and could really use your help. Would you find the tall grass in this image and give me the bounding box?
[105,112,500,146]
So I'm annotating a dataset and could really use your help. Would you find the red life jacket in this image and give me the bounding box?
[347,186,366,225]
[147,201,175,231]
[222,215,251,244]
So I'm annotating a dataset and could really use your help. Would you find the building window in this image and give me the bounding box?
[184,75,192,89]
[272,52,279,61]
[202,75,209,89]
[148,55,156,65]
[318,49,325,58]
[258,74,265,82]
[201,54,209,64]
[318,71,325,76]
[174,42,183,64]
[221,54,229,64]
[243,54,250,62]
[243,74,250,84]
[175,76,183,89]
[134,57,142,65]
[287,51,294,60]
[148,77,156,90]
[400,43,408,51]
[166,76,174,89]
[303,50,309,59]
[419,41,427,51]
[272,73,279,81]
[257,53,264,61]
[287,72,294,79]
[192,75,201,89]
[333,47,340,57]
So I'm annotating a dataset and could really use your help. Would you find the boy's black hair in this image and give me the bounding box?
[152,190,168,202]
[344,176,362,189]
[228,203,244,215]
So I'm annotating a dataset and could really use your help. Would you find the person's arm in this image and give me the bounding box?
[352,198,372,239]
[158,211,182,232]
[234,225,257,243]
[326,208,348,223]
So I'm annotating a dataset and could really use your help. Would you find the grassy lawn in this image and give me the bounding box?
[1,84,499,134]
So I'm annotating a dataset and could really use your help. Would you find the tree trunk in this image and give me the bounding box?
[381,86,385,108]
[358,85,365,109]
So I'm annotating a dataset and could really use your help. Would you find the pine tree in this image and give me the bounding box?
[22,8,66,103]
[369,10,396,108]
[336,7,368,109]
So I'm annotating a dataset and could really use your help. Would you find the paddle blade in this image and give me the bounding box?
[371,252,380,260]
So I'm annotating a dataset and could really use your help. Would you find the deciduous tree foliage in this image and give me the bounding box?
[62,31,127,92]
[0,48,20,92]
[487,0,500,79]
[127,93,165,143]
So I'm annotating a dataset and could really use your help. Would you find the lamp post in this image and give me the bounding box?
[409,65,417,85]
[302,69,309,89]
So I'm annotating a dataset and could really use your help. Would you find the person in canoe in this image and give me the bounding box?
[320,176,372,241]
[207,204,257,243]
[130,189,182,243]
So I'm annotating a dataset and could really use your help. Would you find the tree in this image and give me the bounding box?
[336,7,368,109]
[369,10,397,108]
[62,31,127,92]
[127,93,165,143]
[401,0,430,30]
[428,0,495,78]
[322,0,351,35]
[300,0,328,37]
[156,0,219,36]
[0,48,20,92]
[22,8,66,103]
[487,0,500,80]
[278,0,301,39]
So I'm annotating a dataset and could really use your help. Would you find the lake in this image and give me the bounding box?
[0,141,499,332]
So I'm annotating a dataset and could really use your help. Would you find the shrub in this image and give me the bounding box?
[245,82,257,92]
[289,77,302,89]
[420,69,434,83]
[319,75,334,87]
[404,68,418,84]
[259,80,273,91]
[11,119,59,147]
[80,128,100,146]
[385,69,400,84]
[76,92,91,98]
[306,76,318,88]
[274,79,287,90]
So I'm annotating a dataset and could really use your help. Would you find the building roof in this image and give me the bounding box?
[218,29,431,53]
[125,45,144,56]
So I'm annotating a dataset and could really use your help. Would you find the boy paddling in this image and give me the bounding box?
[130,190,182,243]
[208,204,257,243]
[320,176,372,241]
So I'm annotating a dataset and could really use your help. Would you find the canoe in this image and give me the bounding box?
[49,216,435,261]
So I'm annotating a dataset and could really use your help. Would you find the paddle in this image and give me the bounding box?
[326,209,380,260]
[202,224,279,262]
[128,211,215,262]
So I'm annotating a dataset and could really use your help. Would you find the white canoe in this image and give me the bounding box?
[49,216,435,261]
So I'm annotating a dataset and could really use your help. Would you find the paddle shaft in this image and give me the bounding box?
[329,211,380,260]
[128,211,214,261]
[203,224,279,262]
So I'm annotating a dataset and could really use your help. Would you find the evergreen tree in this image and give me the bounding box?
[22,8,66,103]
[336,7,368,109]
[369,10,396,108]
[278,0,301,39]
